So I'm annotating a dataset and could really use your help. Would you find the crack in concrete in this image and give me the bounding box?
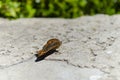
[45,58,111,74]
[99,68,110,74]
[0,56,111,75]
[0,56,35,69]
[45,58,82,68]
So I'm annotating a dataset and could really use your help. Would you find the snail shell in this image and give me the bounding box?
[36,38,62,57]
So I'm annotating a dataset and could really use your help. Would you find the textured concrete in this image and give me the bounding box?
[0,14,120,80]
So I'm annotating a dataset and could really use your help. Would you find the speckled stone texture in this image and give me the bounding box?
[0,14,120,80]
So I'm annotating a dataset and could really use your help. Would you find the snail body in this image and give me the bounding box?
[36,38,62,57]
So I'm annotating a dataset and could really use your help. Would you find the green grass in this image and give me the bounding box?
[0,0,120,19]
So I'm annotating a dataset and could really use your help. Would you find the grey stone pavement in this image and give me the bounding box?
[0,14,120,80]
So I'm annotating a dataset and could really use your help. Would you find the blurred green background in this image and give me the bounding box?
[0,0,120,19]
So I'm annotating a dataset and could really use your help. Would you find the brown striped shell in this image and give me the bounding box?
[36,38,62,57]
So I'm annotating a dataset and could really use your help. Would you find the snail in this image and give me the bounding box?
[35,38,62,62]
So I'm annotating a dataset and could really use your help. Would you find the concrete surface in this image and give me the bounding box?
[0,14,120,80]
